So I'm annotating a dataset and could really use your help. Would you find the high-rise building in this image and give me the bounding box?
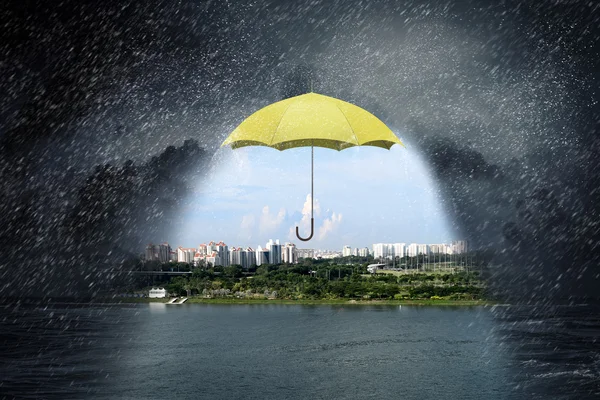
[205,252,220,267]
[217,242,229,266]
[177,247,195,263]
[342,245,352,257]
[297,249,314,259]
[374,243,402,259]
[158,243,171,263]
[145,244,158,261]
[353,248,359,256]
[242,247,257,269]
[230,247,242,266]
[256,246,270,266]
[358,247,370,257]
[145,243,171,262]
[452,240,469,254]
[429,244,448,254]
[406,243,428,256]
[392,243,406,258]
[282,243,298,264]
[206,241,217,256]
[266,239,282,265]
[239,250,246,268]
[407,243,418,257]
[373,243,389,259]
[197,243,207,256]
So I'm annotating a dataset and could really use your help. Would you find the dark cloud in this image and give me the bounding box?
[0,0,599,305]
[416,121,600,303]
[0,140,208,298]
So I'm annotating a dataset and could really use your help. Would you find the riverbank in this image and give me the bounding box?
[107,297,491,306]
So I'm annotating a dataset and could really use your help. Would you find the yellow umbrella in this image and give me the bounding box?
[222,92,403,241]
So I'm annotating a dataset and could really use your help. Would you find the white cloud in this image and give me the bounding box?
[259,206,286,235]
[289,194,322,241]
[288,195,341,243]
[318,212,343,240]
[301,193,321,217]
[240,206,286,240]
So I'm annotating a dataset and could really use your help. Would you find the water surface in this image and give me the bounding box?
[1,303,599,399]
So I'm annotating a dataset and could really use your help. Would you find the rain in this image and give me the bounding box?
[1,0,599,398]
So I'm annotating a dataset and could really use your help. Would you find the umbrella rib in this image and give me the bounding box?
[270,102,295,147]
[335,104,359,146]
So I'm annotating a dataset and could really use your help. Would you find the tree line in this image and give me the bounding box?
[157,262,485,301]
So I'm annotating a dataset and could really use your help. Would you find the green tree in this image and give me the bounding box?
[224,265,243,278]
[168,276,189,296]
[183,281,192,297]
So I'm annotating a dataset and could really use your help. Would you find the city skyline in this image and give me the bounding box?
[146,238,300,269]
[147,238,467,255]
[145,238,469,266]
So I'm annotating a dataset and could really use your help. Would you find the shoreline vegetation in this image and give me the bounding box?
[111,255,495,306]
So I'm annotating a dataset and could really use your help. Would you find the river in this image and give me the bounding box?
[1,303,599,399]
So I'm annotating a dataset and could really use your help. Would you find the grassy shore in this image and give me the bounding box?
[106,297,490,306]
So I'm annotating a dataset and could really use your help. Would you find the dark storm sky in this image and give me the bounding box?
[0,0,599,300]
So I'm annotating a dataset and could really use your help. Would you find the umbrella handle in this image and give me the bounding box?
[296,218,314,241]
[297,144,314,242]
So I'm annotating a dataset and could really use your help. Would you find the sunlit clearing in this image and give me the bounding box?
[172,133,457,249]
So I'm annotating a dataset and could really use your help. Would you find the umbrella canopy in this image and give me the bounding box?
[221,92,403,150]
[221,92,403,241]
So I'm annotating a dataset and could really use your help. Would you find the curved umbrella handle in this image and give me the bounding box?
[296,218,314,241]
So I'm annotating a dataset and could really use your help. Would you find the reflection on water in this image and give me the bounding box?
[0,303,598,399]
[148,302,167,314]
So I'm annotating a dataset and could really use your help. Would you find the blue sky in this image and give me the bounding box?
[170,136,457,250]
